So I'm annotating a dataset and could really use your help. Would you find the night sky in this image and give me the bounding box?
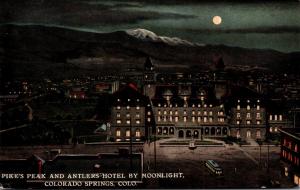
[1,0,300,52]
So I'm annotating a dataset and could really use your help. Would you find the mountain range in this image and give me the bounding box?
[0,24,299,80]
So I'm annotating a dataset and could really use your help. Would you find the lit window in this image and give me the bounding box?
[147,117,151,122]
[274,115,278,121]
[192,111,195,115]
[175,111,178,115]
[158,103,161,107]
[237,105,240,110]
[246,113,251,119]
[128,98,130,102]
[198,104,201,107]
[184,116,187,122]
[116,129,121,137]
[136,106,140,110]
[257,120,261,125]
[198,111,201,115]
[256,113,261,119]
[117,113,121,118]
[256,130,261,138]
[163,116,167,122]
[270,127,273,132]
[164,110,167,115]
[279,115,283,121]
[274,127,278,132]
[257,105,260,110]
[175,116,179,122]
[126,106,130,110]
[269,115,272,121]
[117,99,120,102]
[135,129,141,137]
[204,117,207,123]
[158,116,161,122]
[137,99,140,102]
[209,111,213,116]
[247,105,250,110]
[218,111,224,116]
[209,104,212,107]
[237,113,241,118]
[126,120,130,124]
[170,111,173,115]
[158,110,161,115]
[192,116,195,122]
[117,119,121,124]
[204,104,207,108]
[209,117,213,123]
[246,120,251,125]
[126,129,130,137]
[126,113,130,118]
[117,106,121,110]
[136,114,140,118]
[197,117,201,122]
[204,111,207,115]
[236,120,240,125]
[136,120,141,124]
[169,116,172,122]
[184,111,187,115]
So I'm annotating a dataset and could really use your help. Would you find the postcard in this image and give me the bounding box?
[0,0,300,189]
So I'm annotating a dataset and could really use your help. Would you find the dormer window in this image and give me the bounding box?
[237,105,240,110]
[257,105,260,110]
[247,105,250,110]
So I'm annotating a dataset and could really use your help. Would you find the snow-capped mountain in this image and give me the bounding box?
[125,28,199,46]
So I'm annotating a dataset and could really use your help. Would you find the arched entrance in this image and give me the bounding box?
[178,130,184,138]
[186,130,192,138]
[193,130,199,139]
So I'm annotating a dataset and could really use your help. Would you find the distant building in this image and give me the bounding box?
[110,84,153,142]
[279,128,300,186]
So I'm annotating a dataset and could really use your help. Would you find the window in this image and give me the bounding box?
[192,116,195,122]
[184,116,187,122]
[147,111,151,116]
[257,105,260,110]
[116,129,121,137]
[204,117,207,123]
[197,117,201,122]
[169,116,173,122]
[164,110,167,115]
[175,111,178,115]
[158,110,161,115]
[136,106,140,110]
[270,127,273,132]
[237,105,240,110]
[218,111,224,116]
[117,119,121,124]
[128,98,130,102]
[256,113,261,119]
[126,120,131,124]
[247,105,250,110]
[117,99,120,102]
[136,114,140,118]
[236,120,240,125]
[209,117,213,123]
[219,118,224,122]
[246,130,251,138]
[279,115,283,121]
[157,116,161,122]
[126,113,130,118]
[237,113,241,118]
[246,113,251,119]
[147,117,151,122]
[256,130,261,138]
[117,106,121,110]
[126,106,130,110]
[136,119,141,124]
[269,115,272,121]
[256,120,261,125]
[183,111,187,115]
[192,111,195,115]
[204,111,207,115]
[209,111,213,116]
[275,127,278,132]
[125,129,130,137]
[246,120,251,125]
[170,111,173,115]
[175,116,179,122]
[135,129,141,137]
[274,115,278,121]
[117,113,121,118]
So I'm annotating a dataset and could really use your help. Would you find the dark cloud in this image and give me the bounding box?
[185,26,300,34]
[0,0,195,26]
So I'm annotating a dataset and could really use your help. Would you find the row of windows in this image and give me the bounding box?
[116,118,151,124]
[115,129,141,137]
[236,130,261,138]
[157,116,225,123]
[116,111,151,118]
[117,98,140,102]
[236,120,262,125]
[116,106,141,110]
[236,105,260,110]
[157,110,224,116]
[156,103,223,108]
[269,114,283,121]
[236,112,262,119]
[269,127,279,132]
[283,139,298,152]
[282,150,299,166]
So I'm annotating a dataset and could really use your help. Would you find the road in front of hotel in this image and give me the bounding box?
[142,138,295,188]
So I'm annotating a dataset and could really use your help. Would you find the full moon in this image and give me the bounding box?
[212,16,222,25]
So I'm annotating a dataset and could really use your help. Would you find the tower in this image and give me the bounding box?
[143,57,156,99]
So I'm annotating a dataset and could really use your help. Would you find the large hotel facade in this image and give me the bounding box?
[109,57,289,142]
